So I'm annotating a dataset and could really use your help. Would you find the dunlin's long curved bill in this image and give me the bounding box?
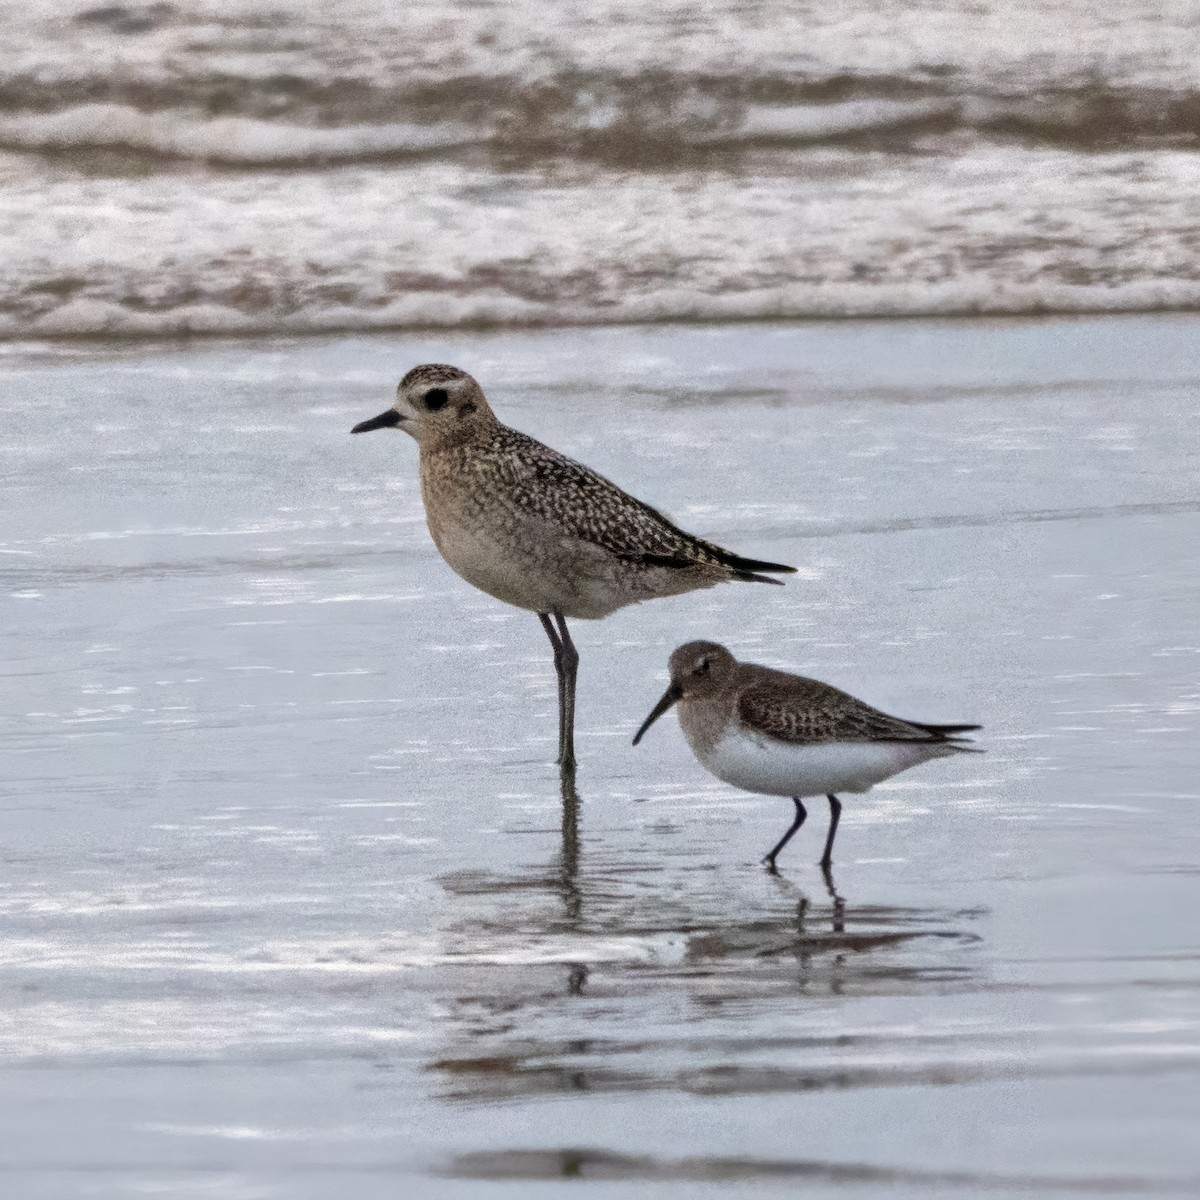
[632,682,682,746]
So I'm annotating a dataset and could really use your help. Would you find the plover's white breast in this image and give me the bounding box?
[698,726,959,798]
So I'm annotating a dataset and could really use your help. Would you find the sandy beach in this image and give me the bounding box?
[1,314,1198,1197]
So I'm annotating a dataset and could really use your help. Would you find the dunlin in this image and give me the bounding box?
[352,366,795,771]
[633,641,980,870]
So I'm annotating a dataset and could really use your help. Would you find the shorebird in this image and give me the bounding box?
[633,641,980,870]
[351,365,795,771]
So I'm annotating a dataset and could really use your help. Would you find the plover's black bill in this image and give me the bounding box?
[352,409,402,434]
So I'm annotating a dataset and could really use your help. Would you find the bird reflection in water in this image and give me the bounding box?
[788,865,846,936]
[558,768,586,995]
[429,772,986,1103]
[763,864,851,993]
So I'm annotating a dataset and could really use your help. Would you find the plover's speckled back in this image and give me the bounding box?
[352,365,795,773]
[633,641,981,871]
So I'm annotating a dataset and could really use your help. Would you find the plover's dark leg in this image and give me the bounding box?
[763,797,806,872]
[538,612,578,769]
[820,794,842,868]
[553,611,578,770]
[538,612,567,762]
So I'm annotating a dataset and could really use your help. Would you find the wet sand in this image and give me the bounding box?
[1,315,1199,1198]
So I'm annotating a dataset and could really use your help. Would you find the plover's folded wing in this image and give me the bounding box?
[486,425,795,579]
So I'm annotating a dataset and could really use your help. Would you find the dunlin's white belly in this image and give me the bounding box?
[697,728,956,798]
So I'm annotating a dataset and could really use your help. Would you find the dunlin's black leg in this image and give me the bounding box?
[763,797,806,872]
[538,611,579,770]
[820,794,842,868]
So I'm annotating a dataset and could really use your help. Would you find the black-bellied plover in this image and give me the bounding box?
[633,641,980,870]
[352,365,795,772]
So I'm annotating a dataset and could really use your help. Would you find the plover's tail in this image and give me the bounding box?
[636,545,797,584]
[916,722,981,738]
[719,551,798,586]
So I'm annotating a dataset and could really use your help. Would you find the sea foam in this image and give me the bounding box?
[1,0,1198,338]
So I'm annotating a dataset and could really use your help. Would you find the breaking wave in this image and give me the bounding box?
[2,74,1200,167]
[1,0,1198,338]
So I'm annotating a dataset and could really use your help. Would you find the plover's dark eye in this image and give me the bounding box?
[696,658,710,676]
[424,387,449,411]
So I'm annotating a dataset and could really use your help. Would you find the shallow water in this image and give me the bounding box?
[1,315,1199,1197]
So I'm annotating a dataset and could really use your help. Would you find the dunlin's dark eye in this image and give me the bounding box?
[696,658,710,676]
[424,388,449,411]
